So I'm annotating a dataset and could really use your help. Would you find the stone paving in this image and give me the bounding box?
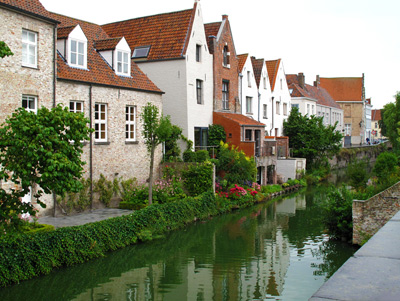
[37,208,132,228]
[309,211,400,301]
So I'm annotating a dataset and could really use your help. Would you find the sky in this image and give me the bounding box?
[40,0,400,109]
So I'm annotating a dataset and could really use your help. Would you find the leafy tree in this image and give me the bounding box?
[0,105,92,228]
[208,124,226,147]
[283,107,343,170]
[347,158,369,191]
[381,92,400,150]
[373,151,398,185]
[0,41,13,58]
[163,123,183,162]
[140,103,173,204]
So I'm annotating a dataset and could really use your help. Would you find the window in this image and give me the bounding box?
[132,46,150,58]
[312,105,315,115]
[375,122,378,129]
[196,79,203,104]
[345,123,351,136]
[196,44,201,62]
[263,104,268,118]
[22,29,37,67]
[247,71,251,87]
[22,95,37,113]
[223,46,229,67]
[276,101,280,115]
[292,104,299,109]
[194,127,208,150]
[117,51,129,75]
[283,103,287,116]
[280,79,283,90]
[263,77,267,89]
[94,103,107,142]
[245,129,252,141]
[222,81,229,110]
[70,39,85,68]
[246,97,252,114]
[69,101,83,113]
[126,106,136,141]
[307,104,310,115]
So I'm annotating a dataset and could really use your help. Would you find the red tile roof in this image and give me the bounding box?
[102,4,196,61]
[204,21,221,53]
[51,13,162,94]
[251,56,264,89]
[286,74,341,109]
[372,109,382,121]
[57,26,75,39]
[94,38,122,51]
[319,77,363,102]
[214,112,265,127]
[266,59,281,91]
[0,0,57,22]
[237,53,248,73]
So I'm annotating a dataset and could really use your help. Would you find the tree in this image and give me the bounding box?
[0,105,92,227]
[0,41,13,58]
[208,124,226,147]
[283,107,343,170]
[373,151,398,185]
[140,103,173,204]
[381,92,400,150]
[163,123,183,162]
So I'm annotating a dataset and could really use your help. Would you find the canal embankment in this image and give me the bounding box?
[310,210,400,301]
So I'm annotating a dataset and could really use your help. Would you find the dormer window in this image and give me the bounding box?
[117,50,129,75]
[132,46,150,58]
[70,39,85,67]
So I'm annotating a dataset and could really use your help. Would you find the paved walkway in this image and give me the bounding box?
[310,211,400,301]
[37,208,132,228]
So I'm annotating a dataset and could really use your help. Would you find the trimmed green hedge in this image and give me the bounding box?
[0,192,224,287]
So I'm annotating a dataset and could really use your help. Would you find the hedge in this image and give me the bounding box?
[0,191,230,287]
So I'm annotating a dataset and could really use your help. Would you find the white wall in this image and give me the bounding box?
[258,65,273,135]
[239,56,259,119]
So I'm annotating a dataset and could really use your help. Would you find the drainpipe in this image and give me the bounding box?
[258,92,261,122]
[89,85,93,211]
[239,73,243,112]
[52,24,57,217]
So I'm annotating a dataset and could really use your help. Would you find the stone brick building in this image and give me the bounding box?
[0,0,163,215]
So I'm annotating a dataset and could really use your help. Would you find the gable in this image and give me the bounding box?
[319,77,363,102]
[266,59,281,91]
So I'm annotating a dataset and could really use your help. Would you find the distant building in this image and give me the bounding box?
[371,109,385,142]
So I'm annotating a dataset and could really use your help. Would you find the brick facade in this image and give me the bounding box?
[206,16,240,113]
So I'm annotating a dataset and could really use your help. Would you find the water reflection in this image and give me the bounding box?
[0,188,357,301]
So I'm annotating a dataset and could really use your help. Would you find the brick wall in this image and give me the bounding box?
[209,17,240,113]
[353,181,400,245]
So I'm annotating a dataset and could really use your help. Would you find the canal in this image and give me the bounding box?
[0,182,358,301]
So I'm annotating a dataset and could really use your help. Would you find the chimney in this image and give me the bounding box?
[314,75,320,87]
[298,72,305,89]
[208,35,216,54]
[222,15,228,20]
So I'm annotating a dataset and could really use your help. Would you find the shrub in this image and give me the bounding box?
[182,162,213,196]
[347,158,370,191]
[261,184,283,194]
[321,185,353,241]
[195,150,210,162]
[373,151,399,185]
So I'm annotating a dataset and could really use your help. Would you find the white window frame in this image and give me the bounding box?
[246,97,252,114]
[94,103,107,142]
[283,103,288,116]
[196,44,201,62]
[22,95,37,113]
[263,104,268,118]
[22,29,37,68]
[196,79,203,104]
[263,76,267,89]
[345,123,352,136]
[116,50,130,76]
[276,101,280,115]
[69,101,84,113]
[222,81,229,110]
[126,105,136,142]
[247,71,251,87]
[69,39,86,68]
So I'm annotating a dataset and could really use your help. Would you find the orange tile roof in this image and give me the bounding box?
[102,5,196,61]
[51,13,162,94]
[371,109,382,121]
[266,59,281,91]
[214,112,265,127]
[286,74,341,109]
[237,53,248,73]
[0,0,57,22]
[319,77,363,102]
[251,56,264,89]
[57,26,75,39]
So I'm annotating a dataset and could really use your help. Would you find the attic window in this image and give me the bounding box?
[132,46,150,58]
[223,45,230,67]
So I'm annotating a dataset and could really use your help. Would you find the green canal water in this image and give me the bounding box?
[0,185,358,301]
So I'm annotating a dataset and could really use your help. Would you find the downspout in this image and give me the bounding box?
[258,92,261,122]
[239,73,243,112]
[53,24,57,217]
[89,85,93,211]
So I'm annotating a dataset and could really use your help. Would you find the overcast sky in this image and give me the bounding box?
[40,0,400,109]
